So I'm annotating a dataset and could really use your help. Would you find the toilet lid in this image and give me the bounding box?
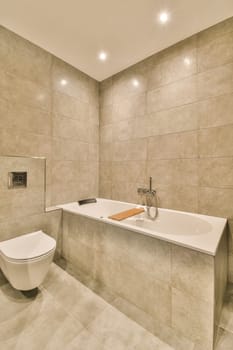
[0,231,56,260]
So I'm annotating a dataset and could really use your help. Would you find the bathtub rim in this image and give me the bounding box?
[57,198,227,256]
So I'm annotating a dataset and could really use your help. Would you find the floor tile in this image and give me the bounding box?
[215,328,233,350]
[0,263,174,350]
[0,283,84,350]
[87,304,172,350]
[43,263,108,327]
[65,329,106,350]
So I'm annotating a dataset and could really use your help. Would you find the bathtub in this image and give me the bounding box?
[57,197,226,255]
[57,197,228,349]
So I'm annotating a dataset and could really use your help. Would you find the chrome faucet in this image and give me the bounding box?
[137,177,158,220]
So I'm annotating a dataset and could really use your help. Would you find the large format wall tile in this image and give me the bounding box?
[0,26,99,208]
[171,245,214,303]
[172,287,214,349]
[147,75,197,113]
[147,131,198,160]
[198,30,233,72]
[0,26,52,88]
[198,187,233,218]
[199,158,233,188]
[199,125,233,158]
[147,102,198,136]
[197,63,233,100]
[198,93,233,128]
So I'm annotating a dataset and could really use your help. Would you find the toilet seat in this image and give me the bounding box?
[0,249,55,264]
[0,231,56,262]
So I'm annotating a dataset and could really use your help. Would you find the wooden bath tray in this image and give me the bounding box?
[109,208,144,221]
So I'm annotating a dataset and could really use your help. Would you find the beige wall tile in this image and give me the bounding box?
[99,180,112,199]
[99,162,112,182]
[147,62,163,90]
[112,161,146,184]
[156,184,198,212]
[0,128,52,158]
[0,71,51,112]
[199,158,233,188]
[148,131,198,160]
[172,245,214,303]
[53,91,89,120]
[100,77,113,106]
[112,119,133,141]
[199,187,233,218]
[197,17,233,47]
[131,116,149,139]
[172,287,214,346]
[147,159,198,186]
[111,181,141,203]
[51,160,78,185]
[147,76,197,113]
[111,63,148,104]
[229,253,233,282]
[53,114,89,142]
[0,26,52,88]
[113,139,147,161]
[0,98,52,136]
[52,138,89,161]
[100,124,113,144]
[112,93,146,122]
[52,57,91,103]
[148,38,197,91]
[197,63,233,100]
[100,105,114,126]
[147,102,198,136]
[199,125,233,157]
[198,93,233,128]
[100,143,112,162]
[51,183,79,205]
[228,220,233,253]
[88,143,99,162]
[198,31,233,72]
[0,156,46,221]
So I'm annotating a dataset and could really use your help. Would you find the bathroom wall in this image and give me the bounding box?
[99,17,233,281]
[0,156,62,264]
[0,25,99,206]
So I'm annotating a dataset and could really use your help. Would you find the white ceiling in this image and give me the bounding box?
[0,0,233,81]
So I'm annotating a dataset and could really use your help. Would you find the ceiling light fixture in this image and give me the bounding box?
[60,79,68,86]
[98,51,107,61]
[184,57,191,66]
[132,79,139,87]
[159,11,169,24]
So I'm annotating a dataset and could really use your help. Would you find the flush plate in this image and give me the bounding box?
[8,172,27,189]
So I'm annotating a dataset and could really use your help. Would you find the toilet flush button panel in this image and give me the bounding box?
[8,172,27,189]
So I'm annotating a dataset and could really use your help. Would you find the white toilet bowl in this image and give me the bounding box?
[0,230,56,291]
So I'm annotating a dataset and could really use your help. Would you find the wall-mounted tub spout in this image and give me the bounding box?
[137,177,158,220]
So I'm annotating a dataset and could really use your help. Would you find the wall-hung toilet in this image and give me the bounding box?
[0,231,56,291]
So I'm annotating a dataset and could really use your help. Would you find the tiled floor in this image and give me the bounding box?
[0,263,173,350]
[1,264,233,350]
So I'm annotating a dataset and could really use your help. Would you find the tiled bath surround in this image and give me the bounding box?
[99,17,233,282]
[0,25,99,206]
[62,211,227,350]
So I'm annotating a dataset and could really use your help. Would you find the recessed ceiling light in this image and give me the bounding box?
[98,51,107,61]
[159,11,169,24]
[60,79,68,86]
[184,57,191,66]
[132,79,139,87]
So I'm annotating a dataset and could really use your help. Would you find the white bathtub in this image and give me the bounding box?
[57,198,227,255]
